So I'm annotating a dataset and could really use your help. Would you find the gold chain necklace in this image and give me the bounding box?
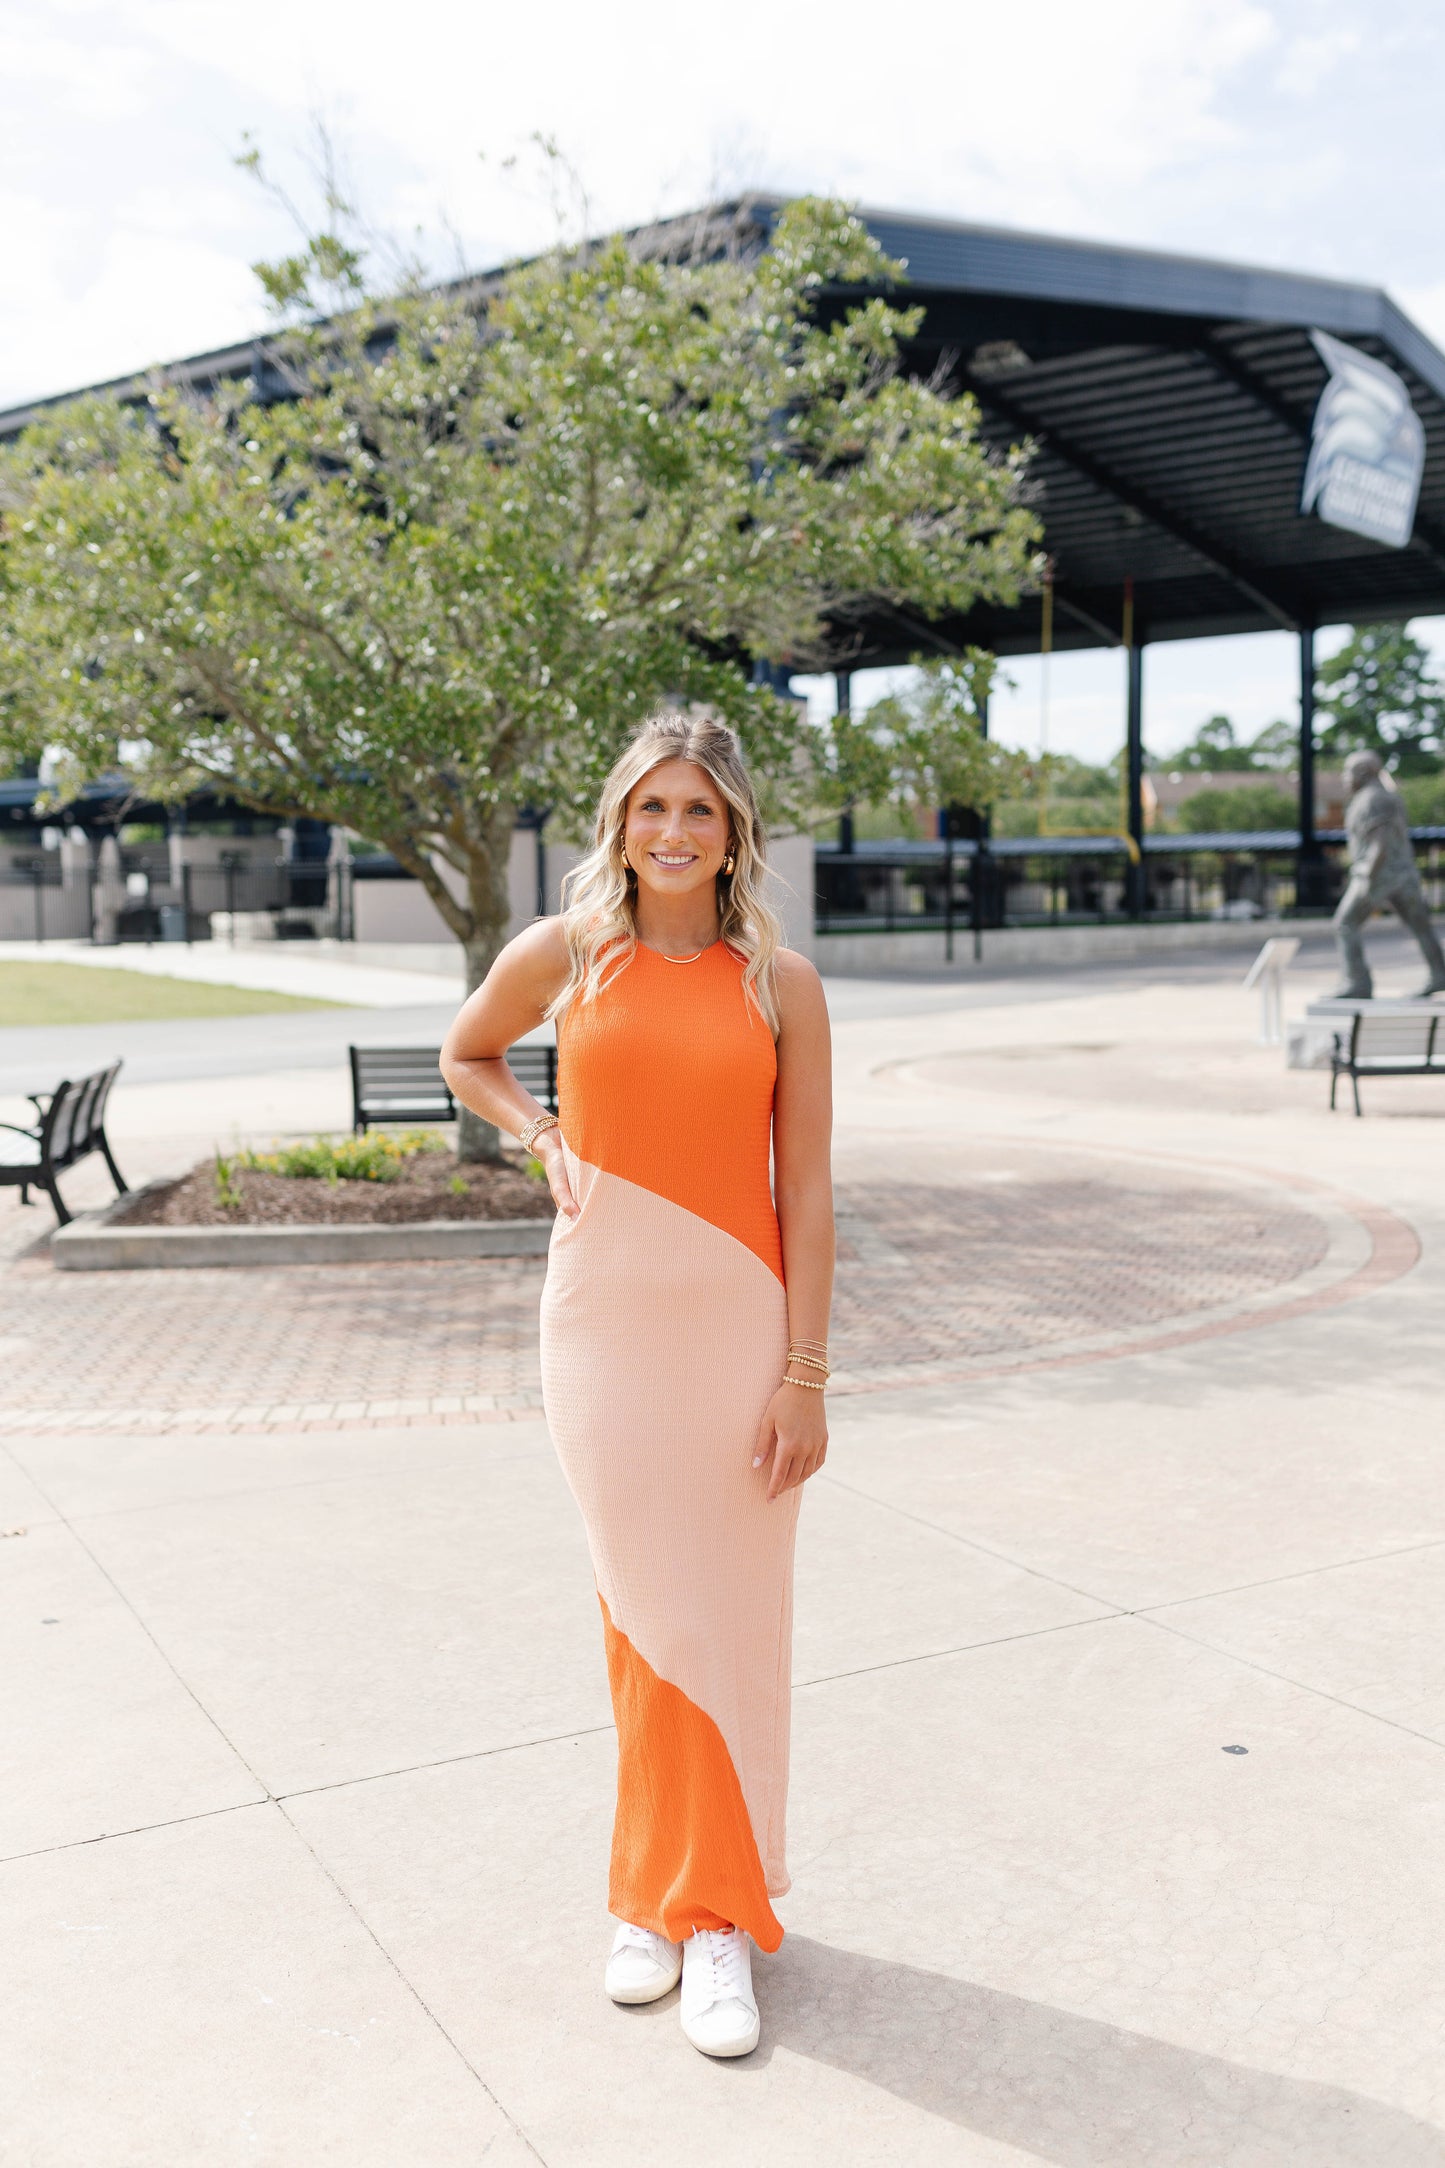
[640,937,719,965]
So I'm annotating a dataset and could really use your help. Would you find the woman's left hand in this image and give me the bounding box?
[752,1383,828,1502]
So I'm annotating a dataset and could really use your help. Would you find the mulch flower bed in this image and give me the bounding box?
[118,1150,556,1229]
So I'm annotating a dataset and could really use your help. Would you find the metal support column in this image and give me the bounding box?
[973,682,992,961]
[1295,626,1329,909]
[834,670,854,854]
[534,810,551,920]
[1126,636,1146,918]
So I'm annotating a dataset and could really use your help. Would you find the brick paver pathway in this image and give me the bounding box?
[0,1138,1395,1436]
[0,1252,545,1432]
[829,1141,1332,1380]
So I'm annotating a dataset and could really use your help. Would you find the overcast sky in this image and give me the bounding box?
[5,0,1443,758]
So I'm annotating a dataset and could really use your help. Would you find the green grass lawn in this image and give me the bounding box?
[0,960,349,1027]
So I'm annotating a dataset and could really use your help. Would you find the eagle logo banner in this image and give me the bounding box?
[1300,330,1424,550]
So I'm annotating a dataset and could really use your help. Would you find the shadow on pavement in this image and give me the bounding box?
[736,1934,1441,2165]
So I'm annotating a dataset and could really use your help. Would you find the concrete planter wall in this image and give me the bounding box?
[52,1185,554,1271]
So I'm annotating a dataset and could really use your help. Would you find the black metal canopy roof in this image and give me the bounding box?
[782,200,1445,663]
[5,196,1445,667]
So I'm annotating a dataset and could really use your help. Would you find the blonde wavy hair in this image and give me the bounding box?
[548,713,784,1032]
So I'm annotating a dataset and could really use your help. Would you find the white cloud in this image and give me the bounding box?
[0,14,157,120]
[1274,24,1360,96]
[0,0,1287,404]
[5,0,1444,769]
[1396,281,1445,351]
[0,173,264,406]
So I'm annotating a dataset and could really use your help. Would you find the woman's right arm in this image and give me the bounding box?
[438,917,579,1220]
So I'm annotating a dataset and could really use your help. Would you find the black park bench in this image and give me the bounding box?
[349,1043,558,1134]
[1330,1009,1444,1116]
[0,1062,129,1225]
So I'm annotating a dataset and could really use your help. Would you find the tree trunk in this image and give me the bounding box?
[457,929,502,1162]
[456,1107,502,1163]
[454,813,517,1164]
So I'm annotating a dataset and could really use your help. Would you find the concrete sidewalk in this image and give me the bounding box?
[3,946,1444,2165]
[1,936,462,1008]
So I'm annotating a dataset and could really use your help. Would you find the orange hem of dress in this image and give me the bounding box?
[600,1595,784,1954]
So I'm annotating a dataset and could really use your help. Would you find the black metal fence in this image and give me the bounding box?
[0,853,351,945]
[8,830,1445,953]
[0,855,69,942]
[814,830,1445,941]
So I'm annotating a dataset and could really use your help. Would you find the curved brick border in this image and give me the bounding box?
[829,1138,1421,1396]
[1,1139,1420,1437]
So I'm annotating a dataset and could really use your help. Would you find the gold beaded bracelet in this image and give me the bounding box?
[787,1354,829,1373]
[783,1375,827,1391]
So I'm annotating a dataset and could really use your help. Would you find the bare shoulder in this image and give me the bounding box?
[774,946,824,994]
[472,915,569,1015]
[772,947,828,1028]
[505,914,570,974]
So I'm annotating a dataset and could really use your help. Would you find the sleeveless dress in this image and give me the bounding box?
[539,939,797,1952]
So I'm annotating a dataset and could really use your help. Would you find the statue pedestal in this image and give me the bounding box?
[1288,995,1444,1069]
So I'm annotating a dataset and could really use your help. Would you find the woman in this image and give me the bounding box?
[440,712,834,2060]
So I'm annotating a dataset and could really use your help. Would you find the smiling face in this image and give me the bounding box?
[623,759,732,899]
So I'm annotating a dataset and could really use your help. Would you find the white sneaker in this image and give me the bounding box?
[605,1922,683,2005]
[680,1927,760,2057]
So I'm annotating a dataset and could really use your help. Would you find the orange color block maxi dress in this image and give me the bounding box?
[539,939,797,1952]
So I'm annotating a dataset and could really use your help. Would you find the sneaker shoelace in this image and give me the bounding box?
[617,1923,665,1955]
[695,1927,748,2003]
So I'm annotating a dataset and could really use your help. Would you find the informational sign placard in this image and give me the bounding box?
[1243,934,1300,1046]
[1300,330,1425,550]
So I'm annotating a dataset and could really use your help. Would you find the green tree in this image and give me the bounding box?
[1400,772,1445,826]
[1315,622,1445,774]
[985,748,1121,841]
[826,656,1042,832]
[1043,752,1119,803]
[1173,782,1297,833]
[1170,714,1255,771]
[1246,718,1297,770]
[1163,713,1297,772]
[0,196,1038,1152]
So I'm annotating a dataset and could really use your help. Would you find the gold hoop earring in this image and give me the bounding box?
[621,847,632,872]
[721,850,735,876]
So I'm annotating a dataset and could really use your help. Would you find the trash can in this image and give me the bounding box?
[159,902,188,942]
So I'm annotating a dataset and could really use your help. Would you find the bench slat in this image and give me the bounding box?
[361,1092,454,1108]
[355,1070,451,1090]
[349,1043,556,1132]
[1355,1025,1436,1050]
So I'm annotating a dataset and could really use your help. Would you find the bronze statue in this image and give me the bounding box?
[1331,749,1445,999]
